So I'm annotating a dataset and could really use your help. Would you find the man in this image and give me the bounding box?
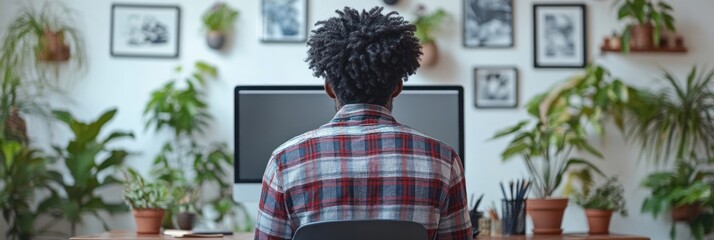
[255,7,472,240]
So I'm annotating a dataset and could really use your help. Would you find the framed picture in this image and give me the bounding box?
[110,4,180,58]
[474,67,518,109]
[261,0,308,43]
[464,0,514,48]
[533,4,586,68]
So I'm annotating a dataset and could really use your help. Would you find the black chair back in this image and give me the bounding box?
[292,220,429,240]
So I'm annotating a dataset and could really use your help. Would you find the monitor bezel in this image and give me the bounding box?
[234,85,465,183]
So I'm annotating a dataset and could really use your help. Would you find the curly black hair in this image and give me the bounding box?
[306,6,421,106]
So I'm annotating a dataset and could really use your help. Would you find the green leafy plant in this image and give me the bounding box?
[616,0,675,51]
[144,61,241,229]
[626,66,714,164]
[123,169,173,210]
[641,161,714,240]
[493,65,634,198]
[568,177,628,215]
[413,5,447,44]
[0,140,60,240]
[202,2,239,32]
[44,109,133,236]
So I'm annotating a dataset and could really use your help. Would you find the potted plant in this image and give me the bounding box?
[493,65,632,234]
[626,66,714,164]
[144,61,238,230]
[173,185,199,230]
[0,139,60,240]
[413,5,447,67]
[42,109,133,236]
[641,161,714,240]
[1,1,85,145]
[123,169,173,234]
[616,0,675,51]
[566,176,628,234]
[202,2,239,50]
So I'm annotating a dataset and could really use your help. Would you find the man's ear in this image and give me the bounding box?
[324,81,337,99]
[391,81,403,98]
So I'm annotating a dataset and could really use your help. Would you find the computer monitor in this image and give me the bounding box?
[233,85,464,202]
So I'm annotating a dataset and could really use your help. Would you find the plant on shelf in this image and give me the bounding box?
[492,65,634,235]
[641,161,714,240]
[615,0,675,52]
[123,168,173,234]
[0,140,60,240]
[43,109,133,236]
[202,2,239,50]
[413,5,447,67]
[144,61,248,231]
[626,66,714,164]
[566,176,627,234]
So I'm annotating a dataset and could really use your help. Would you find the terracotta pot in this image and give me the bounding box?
[672,204,701,222]
[207,31,226,50]
[133,209,165,234]
[176,212,196,230]
[630,23,653,50]
[5,107,27,143]
[419,42,438,68]
[37,28,70,62]
[526,198,568,235]
[585,209,613,235]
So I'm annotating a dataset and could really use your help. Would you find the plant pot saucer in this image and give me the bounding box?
[533,228,563,235]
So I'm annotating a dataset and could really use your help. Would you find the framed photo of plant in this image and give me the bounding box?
[260,0,308,43]
[110,4,181,58]
[533,4,587,68]
[463,0,514,48]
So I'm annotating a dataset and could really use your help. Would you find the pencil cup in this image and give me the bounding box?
[501,199,526,235]
[470,211,483,237]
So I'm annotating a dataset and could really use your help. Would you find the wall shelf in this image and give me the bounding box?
[600,46,688,54]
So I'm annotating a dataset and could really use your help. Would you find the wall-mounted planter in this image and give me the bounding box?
[383,0,399,5]
[36,28,70,62]
[420,42,438,68]
[206,31,226,50]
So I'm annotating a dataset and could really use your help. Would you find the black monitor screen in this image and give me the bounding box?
[235,86,464,183]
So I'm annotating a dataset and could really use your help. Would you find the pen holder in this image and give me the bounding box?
[470,211,483,237]
[501,199,526,235]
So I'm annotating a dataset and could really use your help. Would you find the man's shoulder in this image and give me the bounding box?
[270,123,459,164]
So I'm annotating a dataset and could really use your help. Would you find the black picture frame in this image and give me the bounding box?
[533,4,587,68]
[110,4,181,58]
[260,0,309,43]
[474,67,519,109]
[463,0,515,48]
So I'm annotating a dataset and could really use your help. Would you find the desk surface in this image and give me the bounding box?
[477,234,649,240]
[72,231,649,240]
[70,231,253,240]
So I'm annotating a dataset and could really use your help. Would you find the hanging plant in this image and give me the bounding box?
[413,5,447,68]
[202,2,239,50]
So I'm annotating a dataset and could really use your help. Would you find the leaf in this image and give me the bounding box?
[501,142,528,161]
[491,121,529,139]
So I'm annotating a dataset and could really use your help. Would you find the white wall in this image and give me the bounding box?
[1,0,713,238]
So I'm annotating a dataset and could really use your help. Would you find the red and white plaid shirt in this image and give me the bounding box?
[255,104,472,240]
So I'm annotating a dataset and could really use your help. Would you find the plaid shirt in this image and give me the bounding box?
[255,104,472,240]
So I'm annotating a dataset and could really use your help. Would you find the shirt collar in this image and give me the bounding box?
[329,104,397,124]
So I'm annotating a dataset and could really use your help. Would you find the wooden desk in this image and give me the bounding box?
[72,231,649,240]
[70,231,253,240]
[477,234,649,240]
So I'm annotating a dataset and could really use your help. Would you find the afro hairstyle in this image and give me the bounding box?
[306,6,422,106]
